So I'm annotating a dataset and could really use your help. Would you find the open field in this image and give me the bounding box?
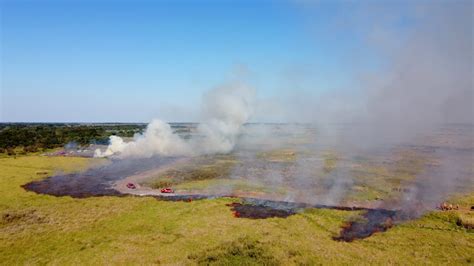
[1,155,473,264]
[3,0,473,264]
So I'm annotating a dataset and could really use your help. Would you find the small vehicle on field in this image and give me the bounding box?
[161,188,174,193]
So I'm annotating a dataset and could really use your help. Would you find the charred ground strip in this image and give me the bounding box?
[23,170,401,241]
[22,156,178,198]
[225,198,402,242]
[333,209,399,242]
[22,172,123,198]
[22,161,405,241]
[226,202,296,219]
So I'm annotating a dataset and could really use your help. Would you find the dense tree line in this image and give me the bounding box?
[0,123,146,155]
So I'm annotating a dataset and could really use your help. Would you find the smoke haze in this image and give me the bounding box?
[229,1,473,209]
[90,1,473,214]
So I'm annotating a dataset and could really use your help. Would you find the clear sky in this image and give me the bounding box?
[1,0,413,122]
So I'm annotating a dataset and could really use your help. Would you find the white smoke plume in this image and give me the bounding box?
[95,82,255,158]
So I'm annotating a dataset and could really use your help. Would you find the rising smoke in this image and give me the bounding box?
[95,82,255,158]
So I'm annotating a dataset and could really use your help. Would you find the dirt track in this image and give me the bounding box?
[113,157,190,196]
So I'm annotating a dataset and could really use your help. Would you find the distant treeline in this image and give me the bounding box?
[0,123,146,155]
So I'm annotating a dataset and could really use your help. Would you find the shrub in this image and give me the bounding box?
[456,214,474,230]
[24,146,39,153]
[6,148,16,156]
[189,236,279,265]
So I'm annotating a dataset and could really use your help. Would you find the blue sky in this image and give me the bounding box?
[1,0,410,122]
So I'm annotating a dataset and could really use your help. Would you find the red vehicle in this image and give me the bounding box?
[126,183,136,189]
[161,188,174,193]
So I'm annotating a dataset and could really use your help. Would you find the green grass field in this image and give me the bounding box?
[1,155,473,264]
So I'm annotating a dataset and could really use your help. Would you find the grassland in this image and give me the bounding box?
[144,154,237,189]
[1,155,473,264]
[142,147,449,205]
